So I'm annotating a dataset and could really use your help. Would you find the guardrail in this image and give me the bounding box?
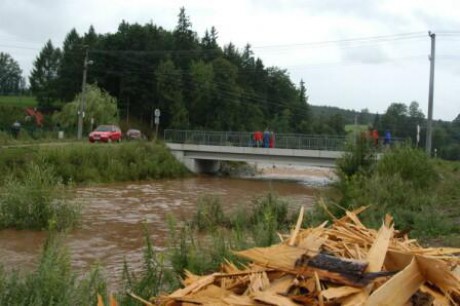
[164,129,349,151]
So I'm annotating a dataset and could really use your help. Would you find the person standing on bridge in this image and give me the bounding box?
[263,128,270,148]
[372,129,379,147]
[269,131,275,148]
[384,129,391,148]
[254,130,263,147]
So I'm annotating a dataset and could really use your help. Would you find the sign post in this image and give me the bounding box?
[154,108,160,141]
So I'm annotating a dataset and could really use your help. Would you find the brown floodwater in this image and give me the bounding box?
[0,176,317,287]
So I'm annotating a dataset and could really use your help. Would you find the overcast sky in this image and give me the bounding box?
[1,0,460,120]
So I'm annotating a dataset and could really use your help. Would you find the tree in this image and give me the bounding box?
[173,7,198,69]
[210,57,241,130]
[58,29,84,102]
[358,108,370,125]
[408,101,425,120]
[0,52,23,95]
[296,79,312,133]
[29,40,62,108]
[156,58,188,129]
[265,67,299,132]
[52,84,118,132]
[189,60,215,128]
[201,26,220,61]
[382,103,408,137]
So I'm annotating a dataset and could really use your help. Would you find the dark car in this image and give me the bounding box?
[89,125,122,143]
[125,129,144,140]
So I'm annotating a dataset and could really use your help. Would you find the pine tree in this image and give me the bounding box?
[29,40,62,108]
[58,29,84,102]
[0,52,23,95]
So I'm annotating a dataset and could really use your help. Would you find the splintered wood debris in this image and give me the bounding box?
[153,207,460,306]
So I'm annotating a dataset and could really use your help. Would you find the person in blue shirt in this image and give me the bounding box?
[384,130,391,147]
[263,128,270,148]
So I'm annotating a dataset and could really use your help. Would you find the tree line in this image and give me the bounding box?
[26,8,313,134]
[0,7,458,159]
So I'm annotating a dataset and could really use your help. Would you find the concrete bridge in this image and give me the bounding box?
[164,130,347,173]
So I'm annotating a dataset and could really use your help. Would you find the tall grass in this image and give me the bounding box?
[0,234,107,306]
[0,160,81,231]
[118,226,172,306]
[170,193,292,278]
[314,143,456,240]
[0,142,189,184]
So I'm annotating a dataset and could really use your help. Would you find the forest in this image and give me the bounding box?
[0,7,459,159]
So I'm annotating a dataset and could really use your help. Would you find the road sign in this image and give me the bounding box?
[154,108,161,118]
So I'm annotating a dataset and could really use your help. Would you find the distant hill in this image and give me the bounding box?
[310,105,376,125]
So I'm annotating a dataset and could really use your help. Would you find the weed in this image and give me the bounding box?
[0,160,81,231]
[0,234,107,306]
[192,195,228,231]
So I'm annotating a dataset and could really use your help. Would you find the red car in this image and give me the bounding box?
[88,125,122,143]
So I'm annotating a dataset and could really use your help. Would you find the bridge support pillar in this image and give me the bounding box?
[169,150,220,174]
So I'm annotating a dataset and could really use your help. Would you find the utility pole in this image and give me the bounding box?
[77,46,89,140]
[425,32,436,155]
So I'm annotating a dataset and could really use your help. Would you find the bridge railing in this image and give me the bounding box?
[164,129,348,151]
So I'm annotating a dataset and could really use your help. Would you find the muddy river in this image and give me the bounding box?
[0,175,322,285]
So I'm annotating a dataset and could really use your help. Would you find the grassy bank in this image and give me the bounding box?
[0,193,295,305]
[0,142,188,231]
[1,140,459,304]
[0,161,80,231]
[310,140,460,245]
[1,174,458,304]
[0,234,106,305]
[0,142,189,184]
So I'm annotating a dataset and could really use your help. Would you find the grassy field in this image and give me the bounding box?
[0,95,37,107]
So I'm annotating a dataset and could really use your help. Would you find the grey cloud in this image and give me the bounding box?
[0,0,68,42]
[340,45,389,64]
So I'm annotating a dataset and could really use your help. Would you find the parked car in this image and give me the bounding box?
[125,128,144,140]
[88,125,122,143]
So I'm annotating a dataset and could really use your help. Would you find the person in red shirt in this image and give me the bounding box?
[269,131,275,148]
[372,129,379,147]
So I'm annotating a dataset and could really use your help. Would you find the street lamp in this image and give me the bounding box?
[77,47,93,140]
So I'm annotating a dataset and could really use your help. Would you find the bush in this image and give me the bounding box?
[376,146,438,189]
[0,142,189,184]
[192,195,228,231]
[336,135,376,179]
[0,161,81,230]
[119,226,171,306]
[316,144,455,240]
[0,235,107,306]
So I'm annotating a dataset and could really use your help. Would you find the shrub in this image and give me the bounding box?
[376,146,438,189]
[119,226,171,306]
[192,195,228,231]
[0,142,189,184]
[0,161,81,230]
[336,135,376,179]
[0,235,107,306]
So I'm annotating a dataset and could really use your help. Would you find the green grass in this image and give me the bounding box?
[0,234,107,306]
[0,142,188,231]
[0,142,189,184]
[0,95,37,107]
[312,142,460,244]
[344,124,368,134]
[0,160,81,231]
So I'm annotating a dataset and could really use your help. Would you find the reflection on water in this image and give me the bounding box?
[0,176,315,285]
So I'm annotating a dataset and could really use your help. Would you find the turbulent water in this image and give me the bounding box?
[0,176,319,283]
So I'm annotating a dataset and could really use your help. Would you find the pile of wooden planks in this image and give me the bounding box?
[156,207,460,306]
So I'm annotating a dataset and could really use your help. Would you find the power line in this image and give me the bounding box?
[252,32,427,49]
